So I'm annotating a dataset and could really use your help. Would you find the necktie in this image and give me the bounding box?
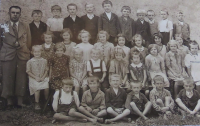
[12,23,19,46]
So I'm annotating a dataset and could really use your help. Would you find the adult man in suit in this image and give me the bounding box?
[0,6,31,109]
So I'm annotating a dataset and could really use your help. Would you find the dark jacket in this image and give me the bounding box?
[29,21,47,46]
[98,12,121,37]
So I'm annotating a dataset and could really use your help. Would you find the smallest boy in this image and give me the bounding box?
[134,9,151,47]
[173,10,190,47]
[150,75,174,120]
[46,5,64,43]
[98,0,121,46]
[81,3,99,44]
[105,74,130,124]
[63,3,83,44]
[176,78,200,118]
[147,10,158,41]
[185,41,200,92]
[125,81,152,122]
[119,6,135,48]
[29,10,47,47]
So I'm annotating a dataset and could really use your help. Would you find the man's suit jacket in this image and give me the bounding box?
[135,19,151,42]
[98,12,121,37]
[0,21,31,61]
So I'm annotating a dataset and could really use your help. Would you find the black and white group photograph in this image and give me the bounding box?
[0,0,200,125]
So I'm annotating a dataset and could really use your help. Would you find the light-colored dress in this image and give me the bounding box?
[157,45,167,58]
[26,58,49,95]
[76,42,93,61]
[69,59,87,87]
[178,45,189,58]
[63,42,76,58]
[165,51,188,80]
[145,54,169,87]
[94,42,114,67]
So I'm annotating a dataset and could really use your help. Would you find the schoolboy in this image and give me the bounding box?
[173,10,190,47]
[134,9,151,47]
[79,76,107,123]
[46,5,64,43]
[98,0,121,46]
[29,10,47,47]
[81,3,99,45]
[118,6,135,48]
[176,78,200,118]
[63,3,84,44]
[149,75,175,120]
[147,10,158,38]
[125,81,152,121]
[158,9,173,45]
[185,41,200,92]
[105,74,129,123]
[52,78,97,123]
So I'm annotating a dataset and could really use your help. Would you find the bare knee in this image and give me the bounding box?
[68,108,76,116]
[78,106,85,111]
[156,99,163,104]
[130,102,136,107]
[107,107,114,114]
[53,113,61,119]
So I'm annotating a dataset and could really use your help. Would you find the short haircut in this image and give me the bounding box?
[102,0,112,7]
[121,6,131,13]
[67,3,78,9]
[147,10,155,15]
[109,74,121,82]
[54,42,66,52]
[183,77,195,86]
[153,75,164,83]
[97,30,110,41]
[132,34,145,46]
[31,10,43,17]
[167,40,179,50]
[32,45,43,52]
[72,47,83,59]
[113,47,126,58]
[130,81,142,88]
[87,76,100,84]
[85,3,94,8]
[60,28,73,40]
[77,29,91,40]
[160,9,169,15]
[9,6,21,12]
[148,44,159,53]
[51,5,62,12]
[177,10,183,15]
[90,48,101,57]
[136,9,146,14]
[153,32,163,44]
[130,48,143,61]
[62,78,74,87]
[41,31,55,41]
[188,40,199,50]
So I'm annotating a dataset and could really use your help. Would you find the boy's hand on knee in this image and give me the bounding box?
[92,109,99,115]
[86,106,92,112]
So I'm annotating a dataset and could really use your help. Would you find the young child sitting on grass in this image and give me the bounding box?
[105,74,130,124]
[52,78,97,123]
[150,75,175,120]
[176,78,200,118]
[125,81,152,123]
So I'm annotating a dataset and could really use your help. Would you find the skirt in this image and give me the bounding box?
[29,77,49,95]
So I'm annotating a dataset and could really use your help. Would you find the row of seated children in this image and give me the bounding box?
[51,74,200,124]
[30,0,190,48]
[27,28,200,111]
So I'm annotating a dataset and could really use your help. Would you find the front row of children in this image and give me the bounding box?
[52,74,200,124]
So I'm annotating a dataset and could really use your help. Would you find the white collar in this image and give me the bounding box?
[10,21,19,27]
[131,62,142,67]
[70,15,76,21]
[149,19,155,24]
[186,90,193,98]
[112,87,118,95]
[140,20,144,24]
[178,20,184,25]
[44,43,51,48]
[87,14,94,19]
[105,12,111,15]
[135,46,144,52]
[117,45,125,48]
[91,59,100,63]
[162,18,168,21]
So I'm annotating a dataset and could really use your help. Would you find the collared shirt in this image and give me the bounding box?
[158,18,173,32]
[87,14,94,20]
[34,21,40,28]
[10,21,19,31]
[46,17,64,31]
[148,19,155,24]
[135,46,144,52]
[186,90,193,98]
[70,15,76,22]
[178,20,184,25]
[105,12,111,20]
[113,87,119,95]
[140,20,144,24]
[131,62,142,68]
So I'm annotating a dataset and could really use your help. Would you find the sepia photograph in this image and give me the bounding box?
[0,0,200,125]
